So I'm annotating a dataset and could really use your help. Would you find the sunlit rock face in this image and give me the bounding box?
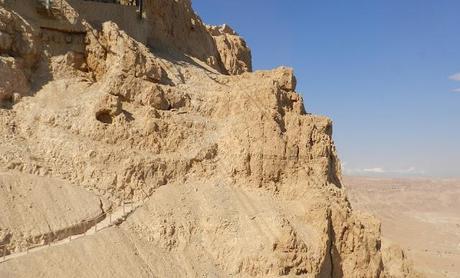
[0,1,420,277]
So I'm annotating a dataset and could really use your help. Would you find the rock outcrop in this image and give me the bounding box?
[382,244,421,278]
[0,6,40,106]
[144,0,252,75]
[0,0,420,277]
[208,24,252,75]
[0,7,40,67]
[0,57,29,106]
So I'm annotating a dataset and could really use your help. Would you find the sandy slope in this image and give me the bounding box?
[0,172,108,253]
[344,176,460,278]
[0,0,420,276]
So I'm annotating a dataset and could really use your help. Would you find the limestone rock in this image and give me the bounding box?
[85,21,166,84]
[0,6,41,106]
[0,7,40,68]
[0,1,421,277]
[0,57,29,106]
[382,244,423,278]
[143,0,226,73]
[273,66,297,91]
[0,31,12,51]
[143,1,252,75]
[208,24,253,75]
[50,51,88,80]
[0,172,107,254]
[94,94,122,124]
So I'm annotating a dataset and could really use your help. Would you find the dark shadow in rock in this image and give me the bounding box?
[123,110,135,122]
[96,111,113,124]
[0,96,14,110]
[148,42,222,79]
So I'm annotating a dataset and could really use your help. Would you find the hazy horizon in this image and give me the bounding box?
[194,0,460,178]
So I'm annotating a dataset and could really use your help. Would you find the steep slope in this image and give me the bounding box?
[0,172,108,254]
[0,0,419,277]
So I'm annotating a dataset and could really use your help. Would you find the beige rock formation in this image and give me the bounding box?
[143,0,226,73]
[0,172,108,255]
[382,244,420,278]
[0,6,40,68]
[208,24,253,75]
[143,0,252,75]
[0,57,29,105]
[0,6,40,106]
[0,0,420,277]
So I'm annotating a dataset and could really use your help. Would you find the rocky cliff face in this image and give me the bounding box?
[143,0,252,75]
[0,0,420,277]
[207,24,253,75]
[0,6,39,106]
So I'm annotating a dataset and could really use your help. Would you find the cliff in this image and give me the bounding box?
[0,0,419,277]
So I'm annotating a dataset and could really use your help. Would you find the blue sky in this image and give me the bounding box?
[193,0,460,177]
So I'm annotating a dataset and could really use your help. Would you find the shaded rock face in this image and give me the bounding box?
[143,0,226,73]
[0,1,420,277]
[207,24,253,75]
[143,0,252,75]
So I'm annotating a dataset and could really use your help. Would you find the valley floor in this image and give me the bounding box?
[344,176,460,278]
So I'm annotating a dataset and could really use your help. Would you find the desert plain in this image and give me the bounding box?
[344,176,460,278]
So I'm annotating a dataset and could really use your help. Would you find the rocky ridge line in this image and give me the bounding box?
[0,0,421,277]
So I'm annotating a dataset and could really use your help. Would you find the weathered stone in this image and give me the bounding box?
[208,24,253,75]
[0,31,12,52]
[0,1,421,277]
[0,57,29,104]
[94,94,122,124]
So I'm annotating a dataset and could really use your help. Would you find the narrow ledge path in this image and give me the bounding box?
[0,200,144,263]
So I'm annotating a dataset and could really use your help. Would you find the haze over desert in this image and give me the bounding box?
[344,176,460,278]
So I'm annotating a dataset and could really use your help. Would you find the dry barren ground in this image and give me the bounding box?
[344,176,460,278]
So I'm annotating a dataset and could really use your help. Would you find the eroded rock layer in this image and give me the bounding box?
[0,0,420,277]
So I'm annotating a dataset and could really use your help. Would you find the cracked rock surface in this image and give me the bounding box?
[0,0,421,277]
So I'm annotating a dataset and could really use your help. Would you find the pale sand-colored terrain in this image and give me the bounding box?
[344,176,460,278]
[0,171,110,253]
[0,0,422,276]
